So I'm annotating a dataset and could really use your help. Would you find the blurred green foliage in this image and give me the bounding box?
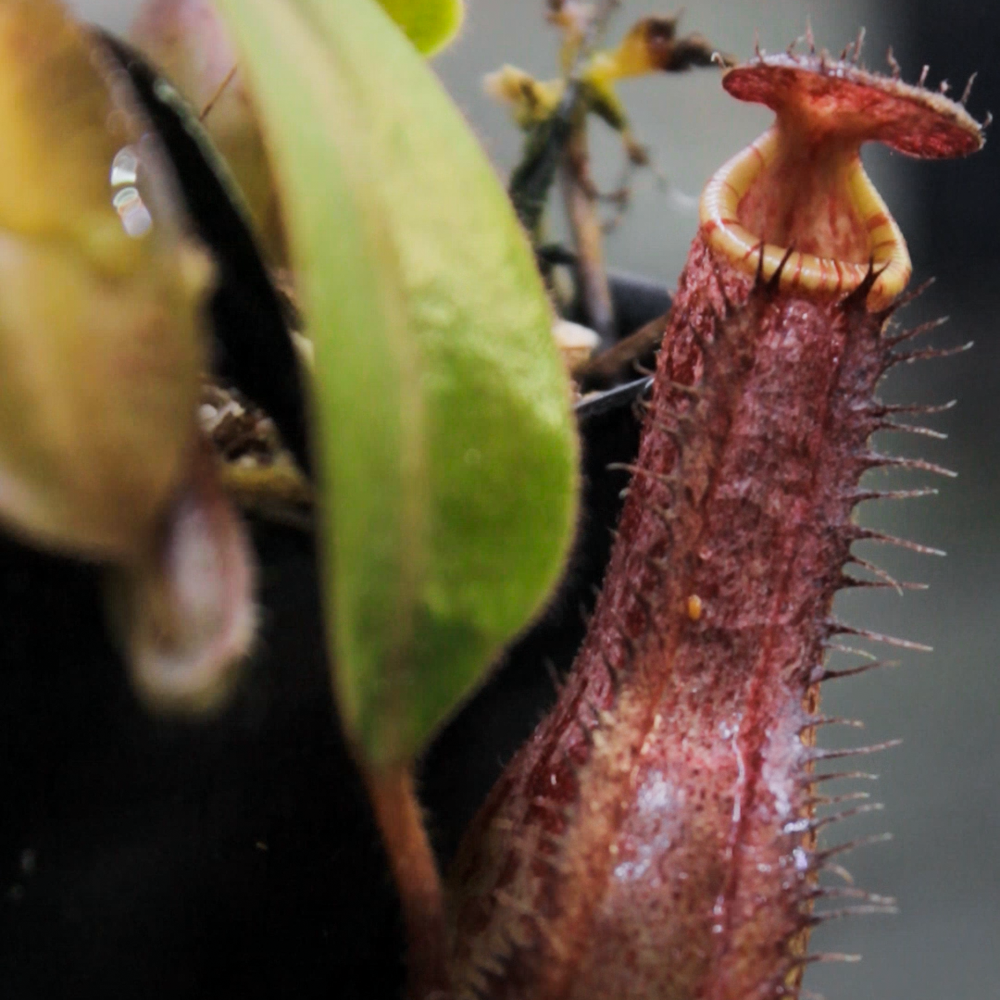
[377,0,464,56]
[215,0,579,766]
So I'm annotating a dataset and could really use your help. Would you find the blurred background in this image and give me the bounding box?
[54,2,1000,998]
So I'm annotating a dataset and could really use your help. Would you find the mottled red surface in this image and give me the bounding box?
[447,236,898,1000]
[443,46,983,1000]
[724,53,985,159]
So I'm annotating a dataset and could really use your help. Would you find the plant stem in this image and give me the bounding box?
[560,124,615,347]
[577,310,668,389]
[508,83,579,236]
[367,764,449,1000]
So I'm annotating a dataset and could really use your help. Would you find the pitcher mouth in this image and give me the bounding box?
[697,50,986,312]
[699,126,909,311]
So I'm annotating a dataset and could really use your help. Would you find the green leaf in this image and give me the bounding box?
[214,0,578,765]
[376,0,464,56]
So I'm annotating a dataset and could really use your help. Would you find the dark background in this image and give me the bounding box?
[7,2,997,998]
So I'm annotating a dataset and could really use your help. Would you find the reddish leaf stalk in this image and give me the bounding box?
[447,47,983,1000]
[367,765,450,999]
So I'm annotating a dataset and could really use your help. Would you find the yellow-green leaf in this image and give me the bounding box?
[215,0,578,765]
[376,0,464,56]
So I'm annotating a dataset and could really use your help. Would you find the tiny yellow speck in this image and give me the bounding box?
[686,595,704,621]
